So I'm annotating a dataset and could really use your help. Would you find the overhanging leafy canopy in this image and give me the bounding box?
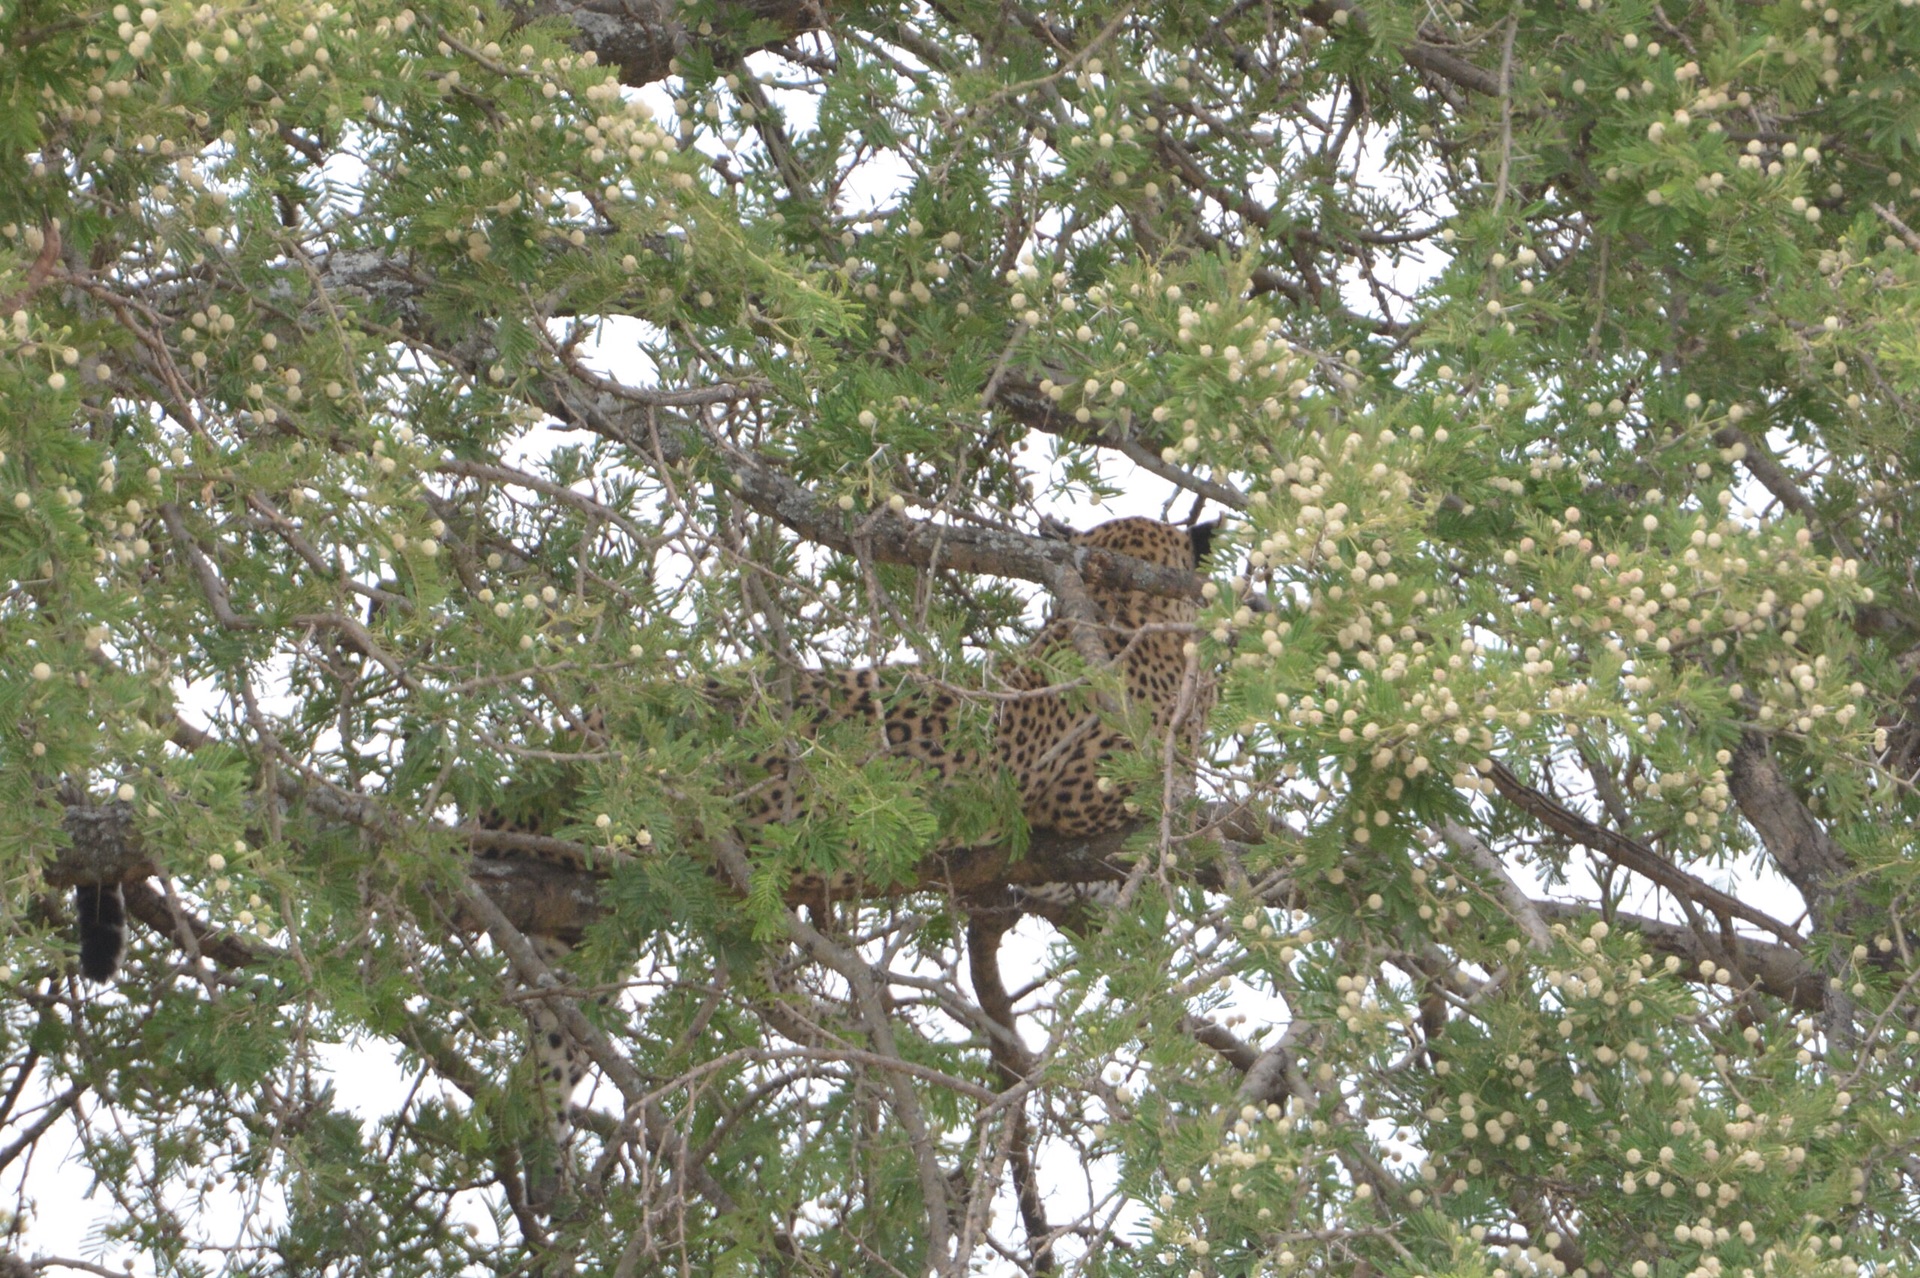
[2,0,1919,1272]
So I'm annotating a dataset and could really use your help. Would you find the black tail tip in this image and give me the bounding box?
[74,884,127,982]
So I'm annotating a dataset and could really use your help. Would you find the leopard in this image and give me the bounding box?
[488,513,1214,881]
[722,514,1215,858]
[505,514,1216,1209]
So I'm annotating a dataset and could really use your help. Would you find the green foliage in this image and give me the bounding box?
[2,0,1919,1272]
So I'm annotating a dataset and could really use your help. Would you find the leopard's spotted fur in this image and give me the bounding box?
[505,515,1214,1208]
[998,518,1210,836]
[716,516,1211,874]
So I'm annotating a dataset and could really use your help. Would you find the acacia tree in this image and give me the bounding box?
[4,0,1919,1271]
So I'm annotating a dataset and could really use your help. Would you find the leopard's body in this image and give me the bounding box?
[794,517,1210,842]
[505,516,1215,1207]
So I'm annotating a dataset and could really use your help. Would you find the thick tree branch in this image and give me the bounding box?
[1490,740,1879,1051]
[1725,733,1856,922]
[708,441,1209,604]
[120,880,280,971]
[1442,819,1550,952]
[507,0,826,88]
[989,374,1250,511]
[1531,900,1822,1013]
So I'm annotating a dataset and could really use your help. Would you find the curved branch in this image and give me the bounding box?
[1484,759,1806,949]
[965,916,1053,1272]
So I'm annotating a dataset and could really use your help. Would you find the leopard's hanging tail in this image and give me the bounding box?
[75,884,127,980]
[520,934,598,1214]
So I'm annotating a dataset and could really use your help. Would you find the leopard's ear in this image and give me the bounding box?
[1037,515,1076,542]
[1188,520,1219,566]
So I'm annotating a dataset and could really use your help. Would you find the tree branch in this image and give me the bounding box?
[1484,759,1805,949]
[458,877,770,1233]
[505,0,826,89]
[965,915,1053,1272]
[1725,733,1851,907]
[1531,900,1822,1013]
